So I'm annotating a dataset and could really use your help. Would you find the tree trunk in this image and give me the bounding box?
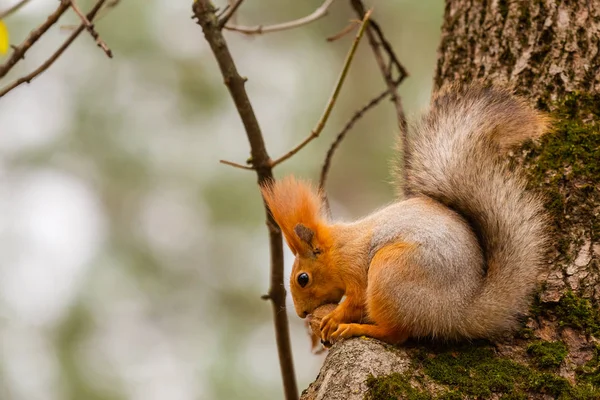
[300,1,600,399]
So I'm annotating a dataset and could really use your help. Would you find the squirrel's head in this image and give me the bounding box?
[287,223,345,318]
[260,176,345,318]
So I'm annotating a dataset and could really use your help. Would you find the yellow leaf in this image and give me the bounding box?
[0,20,8,55]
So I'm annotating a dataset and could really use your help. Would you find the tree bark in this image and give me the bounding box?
[300,1,600,399]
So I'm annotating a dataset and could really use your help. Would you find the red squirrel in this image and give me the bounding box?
[261,84,550,345]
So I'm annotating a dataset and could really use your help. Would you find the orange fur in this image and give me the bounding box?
[369,242,415,267]
[323,242,415,345]
[367,243,416,330]
[260,176,332,256]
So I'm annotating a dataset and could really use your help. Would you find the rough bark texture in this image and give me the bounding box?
[301,340,412,400]
[300,1,600,399]
[436,0,600,101]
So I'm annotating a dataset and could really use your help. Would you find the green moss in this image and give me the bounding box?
[523,92,600,255]
[527,341,568,369]
[436,392,463,400]
[528,288,544,315]
[365,373,432,400]
[515,326,535,340]
[525,371,571,397]
[500,394,528,400]
[425,347,526,396]
[577,349,600,389]
[555,291,600,336]
[364,372,465,400]
[365,343,600,400]
[569,385,600,400]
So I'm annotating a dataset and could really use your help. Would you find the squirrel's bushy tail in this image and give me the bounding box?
[400,84,550,338]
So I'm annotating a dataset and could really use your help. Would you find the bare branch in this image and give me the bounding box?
[326,20,359,42]
[0,0,34,20]
[0,0,72,79]
[84,0,119,23]
[224,0,240,25]
[350,0,409,193]
[224,0,336,35]
[218,0,245,28]
[0,0,110,98]
[220,159,254,170]
[270,9,372,167]
[319,85,396,190]
[69,0,112,57]
[193,1,299,399]
[369,19,409,82]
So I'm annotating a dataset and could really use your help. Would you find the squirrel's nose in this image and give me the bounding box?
[301,310,309,318]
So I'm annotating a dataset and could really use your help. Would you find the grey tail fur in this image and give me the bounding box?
[400,84,550,338]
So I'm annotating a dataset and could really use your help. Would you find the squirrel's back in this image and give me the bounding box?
[399,84,550,338]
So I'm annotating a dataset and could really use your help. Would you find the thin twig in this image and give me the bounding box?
[350,0,409,193]
[370,19,409,80]
[0,0,34,19]
[220,159,254,170]
[350,1,407,132]
[319,85,397,190]
[0,0,110,98]
[270,9,372,167]
[85,0,119,23]
[69,0,112,57]
[218,0,245,28]
[225,0,239,25]
[224,0,336,35]
[193,2,298,399]
[326,20,359,42]
[0,0,72,79]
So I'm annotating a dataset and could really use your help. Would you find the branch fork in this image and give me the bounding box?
[0,0,116,98]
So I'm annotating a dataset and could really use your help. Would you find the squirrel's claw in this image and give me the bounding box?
[319,313,340,343]
[329,323,356,343]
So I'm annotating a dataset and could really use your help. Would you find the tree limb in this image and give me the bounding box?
[69,0,112,57]
[224,0,336,35]
[349,0,409,193]
[270,9,372,167]
[220,159,254,170]
[0,0,72,79]
[326,21,359,42]
[319,84,397,191]
[192,1,299,399]
[0,0,111,98]
[349,0,407,132]
[218,0,245,28]
[0,0,34,19]
[300,338,411,400]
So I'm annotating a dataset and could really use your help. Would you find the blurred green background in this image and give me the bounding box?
[0,0,443,399]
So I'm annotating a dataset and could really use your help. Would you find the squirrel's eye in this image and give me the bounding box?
[297,273,309,288]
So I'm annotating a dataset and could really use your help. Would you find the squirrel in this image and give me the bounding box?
[260,84,550,345]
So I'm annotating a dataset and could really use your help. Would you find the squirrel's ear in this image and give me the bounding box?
[294,223,314,245]
[294,223,322,256]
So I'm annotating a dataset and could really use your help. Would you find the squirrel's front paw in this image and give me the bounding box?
[319,313,341,343]
[330,323,358,342]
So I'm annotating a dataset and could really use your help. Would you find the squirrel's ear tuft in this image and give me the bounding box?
[260,176,330,256]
